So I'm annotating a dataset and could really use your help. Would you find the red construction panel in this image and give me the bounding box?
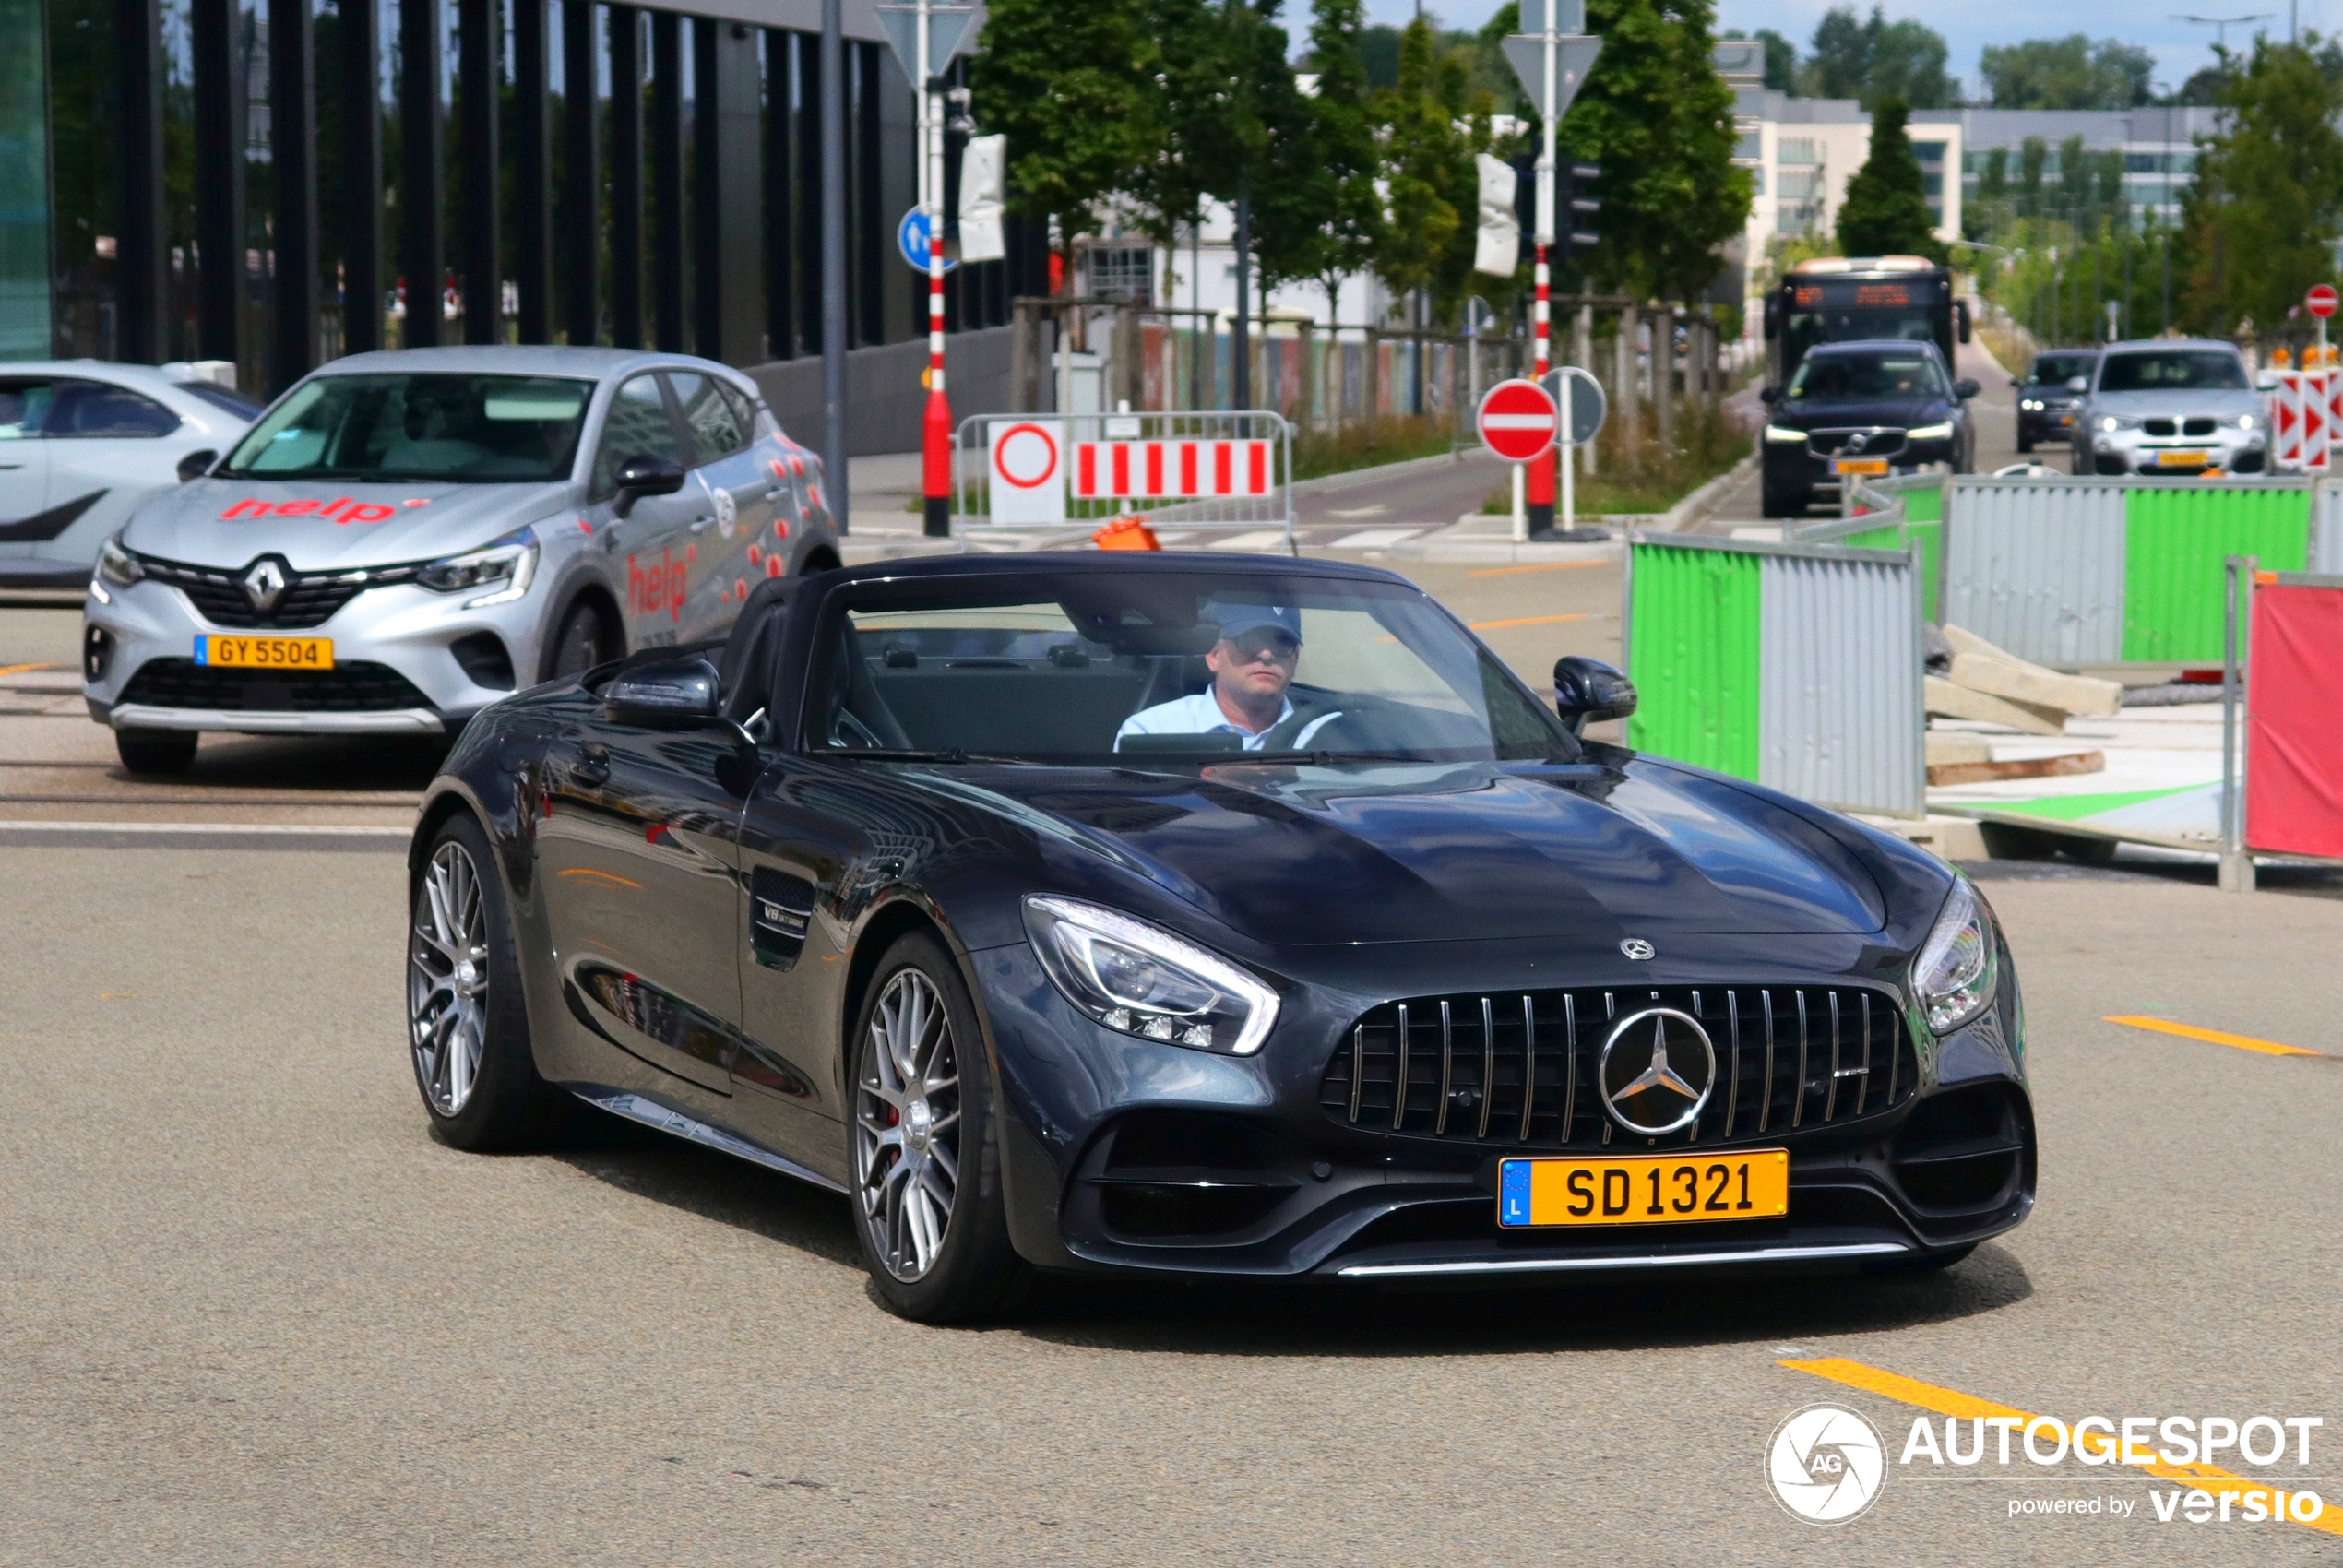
[1112,442,1130,495]
[1076,443,1097,497]
[2246,581,2343,858]
[1146,442,1164,495]
[1247,441,1267,494]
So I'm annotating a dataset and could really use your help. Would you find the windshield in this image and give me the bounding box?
[218,373,593,481]
[1788,352,1945,400]
[2097,351,2249,393]
[807,573,1576,765]
[2028,354,2097,386]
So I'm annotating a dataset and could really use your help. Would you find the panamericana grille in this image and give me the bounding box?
[119,659,433,712]
[1319,985,1916,1148]
[136,552,422,630]
[2143,417,2220,439]
[1805,429,1906,459]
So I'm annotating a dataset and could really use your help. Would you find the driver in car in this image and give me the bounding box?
[1115,603,1344,752]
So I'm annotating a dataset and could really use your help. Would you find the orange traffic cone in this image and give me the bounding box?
[1092,516,1161,551]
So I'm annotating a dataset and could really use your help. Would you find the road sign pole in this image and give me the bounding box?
[919,0,952,536]
[1560,432,1573,533]
[1525,7,1557,538]
[1511,458,1526,543]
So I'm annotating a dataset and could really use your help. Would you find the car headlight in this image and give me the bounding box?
[2238,412,2258,430]
[1906,422,1954,442]
[1023,895,1279,1055]
[1764,424,1808,444]
[1910,877,1999,1035]
[2020,398,2041,410]
[418,525,539,607]
[96,535,144,589]
[2099,415,2137,434]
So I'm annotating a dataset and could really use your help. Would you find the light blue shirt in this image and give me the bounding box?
[1115,692,1342,752]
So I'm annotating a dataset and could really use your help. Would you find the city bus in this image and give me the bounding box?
[1762,255,1969,391]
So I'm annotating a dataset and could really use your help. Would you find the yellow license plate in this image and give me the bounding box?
[1497,1149,1790,1228]
[194,634,334,671]
[2155,449,2210,468]
[1833,457,1889,476]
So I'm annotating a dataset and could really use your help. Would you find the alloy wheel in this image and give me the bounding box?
[854,968,962,1281]
[549,606,605,678]
[410,840,492,1116]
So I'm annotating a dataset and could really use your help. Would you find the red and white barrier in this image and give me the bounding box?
[2266,369,2339,472]
[2242,571,2343,859]
[1070,440,1273,500]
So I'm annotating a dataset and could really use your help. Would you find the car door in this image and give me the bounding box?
[589,371,711,651]
[0,378,55,564]
[32,377,187,575]
[667,370,778,634]
[534,707,756,1101]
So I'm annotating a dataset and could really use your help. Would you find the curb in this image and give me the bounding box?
[1649,451,1757,534]
[0,820,411,852]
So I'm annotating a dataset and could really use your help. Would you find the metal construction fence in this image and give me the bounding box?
[1796,473,2333,666]
[953,410,1297,549]
[1622,533,1925,818]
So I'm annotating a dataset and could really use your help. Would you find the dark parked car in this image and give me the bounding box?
[406,554,2035,1321]
[1760,340,1979,517]
[2015,349,2099,453]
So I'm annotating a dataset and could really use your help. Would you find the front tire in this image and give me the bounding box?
[850,931,1024,1323]
[543,598,617,682]
[407,812,569,1150]
[116,726,197,774]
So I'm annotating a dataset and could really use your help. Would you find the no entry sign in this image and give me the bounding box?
[2310,284,2338,320]
[1477,378,1559,462]
[988,420,1065,525]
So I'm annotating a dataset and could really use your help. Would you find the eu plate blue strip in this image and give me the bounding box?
[1498,1158,1530,1228]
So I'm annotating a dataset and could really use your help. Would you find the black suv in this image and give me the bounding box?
[1760,340,1979,518]
[2015,349,2099,453]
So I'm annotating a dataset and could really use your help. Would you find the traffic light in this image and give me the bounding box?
[1556,157,1600,255]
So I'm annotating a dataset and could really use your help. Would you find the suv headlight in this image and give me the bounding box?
[1023,895,1279,1055]
[1906,422,1954,441]
[2238,412,2259,430]
[419,525,539,607]
[96,535,144,589]
[1911,877,1999,1035]
[2099,415,2139,434]
[1764,424,1807,444]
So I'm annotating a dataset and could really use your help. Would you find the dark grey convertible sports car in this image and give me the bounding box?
[407,553,2034,1321]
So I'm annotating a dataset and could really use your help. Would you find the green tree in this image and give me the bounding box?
[1371,19,1467,315]
[1755,28,1798,90]
[2018,135,2047,213]
[970,0,1155,288]
[1560,0,1751,297]
[1360,23,1401,88]
[2179,37,2343,335]
[1979,35,2155,109]
[1802,6,1952,108]
[2058,134,2090,215]
[1836,97,1945,260]
[1298,0,1385,319]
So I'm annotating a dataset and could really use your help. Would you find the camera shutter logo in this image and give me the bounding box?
[1766,1404,1887,1525]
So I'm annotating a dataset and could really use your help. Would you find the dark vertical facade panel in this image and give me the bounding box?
[399,0,445,347]
[794,30,820,355]
[876,53,914,344]
[512,0,551,342]
[457,0,500,343]
[853,41,880,347]
[763,29,793,360]
[648,9,683,352]
[708,21,764,365]
[608,5,641,347]
[116,0,167,362]
[191,0,247,364]
[339,0,383,354]
[559,0,598,343]
[269,0,319,387]
[689,18,720,358]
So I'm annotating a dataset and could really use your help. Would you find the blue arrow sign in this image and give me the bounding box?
[897,208,958,274]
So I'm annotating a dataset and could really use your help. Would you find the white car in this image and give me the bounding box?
[82,346,839,773]
[0,362,260,588]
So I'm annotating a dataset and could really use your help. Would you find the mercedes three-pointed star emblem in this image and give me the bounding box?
[1598,1006,1717,1136]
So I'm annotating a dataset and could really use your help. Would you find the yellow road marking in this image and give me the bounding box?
[1466,560,1611,577]
[1468,613,1590,631]
[1783,1357,2343,1536]
[2103,1016,2319,1058]
[0,662,67,678]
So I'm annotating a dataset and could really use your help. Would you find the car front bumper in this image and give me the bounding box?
[971,936,2036,1283]
[2079,424,2267,475]
[82,569,550,733]
[1764,436,1959,500]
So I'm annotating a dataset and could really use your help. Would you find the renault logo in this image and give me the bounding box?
[1599,1006,1717,1136]
[242,557,288,612]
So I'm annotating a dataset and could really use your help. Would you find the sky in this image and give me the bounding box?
[1356,0,2321,100]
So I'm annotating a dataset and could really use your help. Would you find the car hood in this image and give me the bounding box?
[2091,389,2263,419]
[120,478,579,570]
[934,757,1890,946]
[1775,397,1953,431]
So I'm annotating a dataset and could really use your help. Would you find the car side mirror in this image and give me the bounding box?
[604,656,722,729]
[1956,300,1971,344]
[1553,656,1636,738]
[1759,385,1779,405]
[2066,376,2088,394]
[1954,378,1980,400]
[176,448,217,483]
[613,454,686,518]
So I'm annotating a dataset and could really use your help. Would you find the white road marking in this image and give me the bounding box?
[1329,528,1421,549]
[1206,530,1293,551]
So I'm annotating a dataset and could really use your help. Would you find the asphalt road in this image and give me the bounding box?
[6,576,2342,1564]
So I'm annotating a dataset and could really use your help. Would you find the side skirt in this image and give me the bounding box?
[565,1083,850,1194]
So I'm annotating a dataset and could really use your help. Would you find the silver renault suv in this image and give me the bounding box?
[2069,339,2268,477]
[83,346,838,772]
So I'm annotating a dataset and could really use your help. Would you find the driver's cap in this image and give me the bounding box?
[1206,602,1302,646]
